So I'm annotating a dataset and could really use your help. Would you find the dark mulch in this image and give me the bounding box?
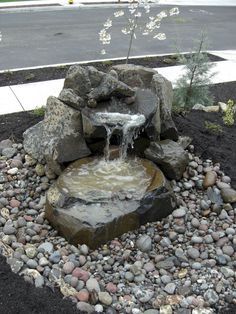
[0,254,78,314]
[0,53,224,87]
[174,110,236,189]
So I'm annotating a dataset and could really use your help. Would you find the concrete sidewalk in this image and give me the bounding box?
[0,50,236,115]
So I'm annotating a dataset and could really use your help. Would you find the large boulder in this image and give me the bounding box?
[23,96,91,173]
[144,140,189,180]
[45,158,176,248]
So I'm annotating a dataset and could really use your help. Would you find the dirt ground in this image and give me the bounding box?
[0,53,223,87]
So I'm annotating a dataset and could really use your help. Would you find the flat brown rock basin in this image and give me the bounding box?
[45,157,176,248]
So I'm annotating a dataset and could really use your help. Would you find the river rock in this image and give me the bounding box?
[145,140,189,180]
[221,188,236,203]
[204,289,219,305]
[98,291,112,305]
[136,235,152,252]
[86,278,100,293]
[203,171,217,188]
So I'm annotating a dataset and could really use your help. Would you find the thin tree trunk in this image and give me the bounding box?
[185,34,204,106]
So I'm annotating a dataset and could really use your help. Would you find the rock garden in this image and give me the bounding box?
[0,60,235,314]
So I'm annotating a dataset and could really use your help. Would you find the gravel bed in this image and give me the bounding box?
[0,138,235,313]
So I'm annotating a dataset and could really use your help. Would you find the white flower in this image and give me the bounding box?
[157,10,167,19]
[153,32,166,40]
[121,27,130,35]
[99,29,111,44]
[169,7,179,16]
[114,10,124,17]
[101,49,106,55]
[135,12,142,18]
[103,18,112,29]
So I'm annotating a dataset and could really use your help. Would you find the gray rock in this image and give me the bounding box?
[143,310,159,314]
[204,289,219,305]
[86,278,100,293]
[136,235,152,252]
[112,64,157,88]
[64,65,93,97]
[23,96,90,170]
[3,225,16,235]
[187,247,200,260]
[38,242,54,254]
[26,259,38,269]
[49,251,61,264]
[151,73,178,141]
[59,88,84,110]
[2,147,17,158]
[125,271,134,282]
[145,140,189,180]
[7,257,24,273]
[0,139,13,152]
[88,73,135,101]
[220,266,234,278]
[164,282,176,294]
[77,302,94,313]
[35,275,44,288]
[160,237,171,247]
[172,207,186,218]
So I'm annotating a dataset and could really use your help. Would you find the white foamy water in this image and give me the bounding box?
[93,112,146,160]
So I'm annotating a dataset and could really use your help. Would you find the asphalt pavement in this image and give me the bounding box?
[0,5,236,70]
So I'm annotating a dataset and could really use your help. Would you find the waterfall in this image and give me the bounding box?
[93,112,146,160]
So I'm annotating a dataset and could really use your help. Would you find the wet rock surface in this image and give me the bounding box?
[45,158,176,248]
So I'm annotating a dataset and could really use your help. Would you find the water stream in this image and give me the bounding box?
[93,112,146,160]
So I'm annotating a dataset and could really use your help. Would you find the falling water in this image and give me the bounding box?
[93,112,146,160]
[61,111,150,202]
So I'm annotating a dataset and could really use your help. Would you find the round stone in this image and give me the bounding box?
[94,304,104,313]
[63,261,75,274]
[98,292,112,306]
[203,171,217,188]
[7,167,19,175]
[106,282,117,293]
[221,188,236,203]
[136,235,152,252]
[76,289,89,302]
[204,289,219,305]
[77,302,94,313]
[191,236,203,244]
[38,242,54,254]
[72,268,90,282]
[86,277,100,292]
[35,164,45,176]
[172,207,186,218]
[125,271,134,282]
[222,245,234,256]
[3,225,16,235]
[26,259,38,269]
[80,244,89,255]
[187,248,200,260]
[164,283,176,295]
